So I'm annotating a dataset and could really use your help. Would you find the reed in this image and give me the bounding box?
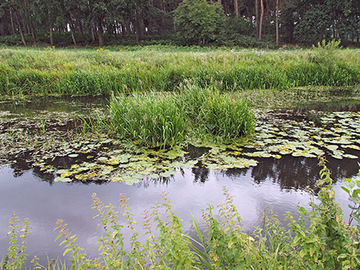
[109,84,255,146]
[1,46,359,95]
[109,92,187,148]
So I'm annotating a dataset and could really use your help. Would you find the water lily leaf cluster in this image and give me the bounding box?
[1,107,360,185]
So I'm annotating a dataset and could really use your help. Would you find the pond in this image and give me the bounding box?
[0,91,360,266]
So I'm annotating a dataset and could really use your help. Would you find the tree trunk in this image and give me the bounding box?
[259,0,264,40]
[79,21,86,40]
[255,0,259,39]
[90,25,96,42]
[134,9,144,44]
[275,0,279,45]
[12,7,26,45]
[48,9,53,45]
[97,23,105,47]
[0,20,5,36]
[9,9,16,34]
[68,13,77,46]
[70,22,77,46]
[234,0,239,16]
[125,19,131,35]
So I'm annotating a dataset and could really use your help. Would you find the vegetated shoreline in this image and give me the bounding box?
[2,44,360,269]
[0,45,359,96]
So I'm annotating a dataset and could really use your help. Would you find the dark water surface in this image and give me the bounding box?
[0,156,357,265]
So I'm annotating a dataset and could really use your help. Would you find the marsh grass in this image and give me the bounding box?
[110,92,187,148]
[109,84,256,147]
[1,46,360,95]
[177,83,256,139]
[200,90,255,139]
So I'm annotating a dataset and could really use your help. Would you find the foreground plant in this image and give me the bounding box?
[0,213,30,270]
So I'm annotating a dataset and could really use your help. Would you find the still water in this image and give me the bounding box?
[1,92,360,266]
[0,156,357,265]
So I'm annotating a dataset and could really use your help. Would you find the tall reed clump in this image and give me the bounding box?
[199,90,255,138]
[178,84,256,139]
[109,92,187,148]
[109,84,256,147]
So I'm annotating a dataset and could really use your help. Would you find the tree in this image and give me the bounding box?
[174,0,226,45]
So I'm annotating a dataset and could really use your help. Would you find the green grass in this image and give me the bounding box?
[1,46,360,95]
[109,85,256,147]
[110,92,187,148]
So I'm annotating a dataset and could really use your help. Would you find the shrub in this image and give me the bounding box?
[174,0,226,45]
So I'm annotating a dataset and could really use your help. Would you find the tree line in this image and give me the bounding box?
[0,0,359,47]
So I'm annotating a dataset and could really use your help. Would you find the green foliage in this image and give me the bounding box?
[285,157,360,269]
[1,47,360,96]
[174,0,226,45]
[310,39,343,66]
[199,90,255,138]
[109,84,255,146]
[0,213,30,270]
[342,171,360,226]
[109,92,187,148]
[54,219,102,270]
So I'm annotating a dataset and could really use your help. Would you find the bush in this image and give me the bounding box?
[174,0,226,45]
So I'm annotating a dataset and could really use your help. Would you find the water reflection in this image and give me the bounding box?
[192,165,210,183]
[225,156,359,190]
[0,153,356,267]
[0,96,108,116]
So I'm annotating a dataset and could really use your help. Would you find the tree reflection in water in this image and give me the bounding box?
[224,156,359,191]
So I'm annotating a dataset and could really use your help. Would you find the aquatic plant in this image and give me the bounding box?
[109,85,255,147]
[109,92,187,148]
[199,90,255,138]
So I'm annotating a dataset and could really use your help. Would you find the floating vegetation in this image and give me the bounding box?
[1,100,360,185]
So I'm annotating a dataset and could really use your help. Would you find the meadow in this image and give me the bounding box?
[0,44,359,96]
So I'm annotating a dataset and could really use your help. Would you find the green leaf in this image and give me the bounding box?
[63,248,72,256]
[298,206,307,215]
[341,186,350,195]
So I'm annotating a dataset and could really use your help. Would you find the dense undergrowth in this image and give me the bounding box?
[1,158,360,269]
[0,45,359,96]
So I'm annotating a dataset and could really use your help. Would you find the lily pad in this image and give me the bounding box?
[54,177,72,183]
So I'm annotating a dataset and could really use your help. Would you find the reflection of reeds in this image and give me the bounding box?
[109,84,255,147]
[1,47,359,95]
